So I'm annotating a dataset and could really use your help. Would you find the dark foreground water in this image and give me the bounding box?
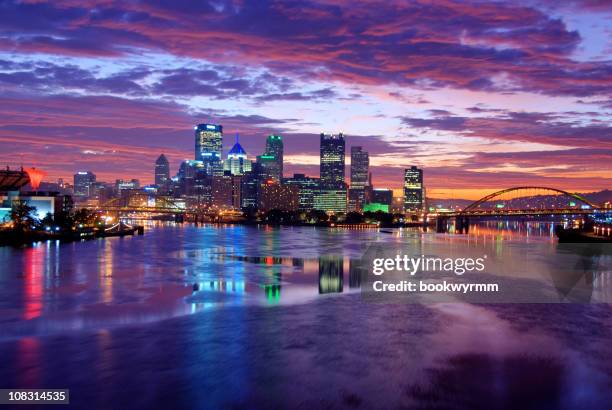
[1,223,611,409]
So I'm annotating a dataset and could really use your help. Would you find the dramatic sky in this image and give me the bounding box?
[0,0,610,198]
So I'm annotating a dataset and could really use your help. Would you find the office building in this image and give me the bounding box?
[115,179,140,195]
[155,154,170,186]
[259,182,300,212]
[404,166,424,213]
[195,123,223,175]
[320,133,345,189]
[224,134,252,176]
[263,135,283,181]
[372,188,393,205]
[348,146,369,212]
[314,189,347,214]
[73,171,96,197]
[283,174,320,211]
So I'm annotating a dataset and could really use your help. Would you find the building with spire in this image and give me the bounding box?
[224,133,252,176]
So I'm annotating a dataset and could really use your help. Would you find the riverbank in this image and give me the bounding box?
[0,225,144,247]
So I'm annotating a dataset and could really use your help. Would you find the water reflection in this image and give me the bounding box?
[0,223,612,408]
[318,256,344,294]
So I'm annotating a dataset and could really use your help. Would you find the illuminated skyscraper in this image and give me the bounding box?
[262,135,283,181]
[403,166,424,213]
[155,154,170,186]
[320,133,345,189]
[73,171,96,197]
[224,133,252,176]
[348,146,369,212]
[195,123,223,175]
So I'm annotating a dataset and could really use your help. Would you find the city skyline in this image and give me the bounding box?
[0,1,610,199]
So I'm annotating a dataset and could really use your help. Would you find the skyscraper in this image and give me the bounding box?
[348,146,369,212]
[194,123,223,175]
[320,133,345,189]
[73,171,96,197]
[403,166,424,213]
[155,154,170,186]
[224,133,252,176]
[263,135,283,181]
[318,133,346,213]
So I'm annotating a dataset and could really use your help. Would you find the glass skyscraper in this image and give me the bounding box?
[348,146,368,212]
[195,123,223,175]
[224,133,252,176]
[263,135,283,182]
[73,171,96,197]
[403,166,424,213]
[320,133,345,189]
[155,154,170,186]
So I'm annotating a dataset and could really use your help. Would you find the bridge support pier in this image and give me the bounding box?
[436,216,448,233]
[456,216,470,234]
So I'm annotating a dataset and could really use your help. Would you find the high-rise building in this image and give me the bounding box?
[195,123,223,175]
[155,154,170,186]
[319,133,346,213]
[258,135,283,182]
[115,179,140,195]
[256,154,279,183]
[314,189,347,214]
[320,133,345,189]
[224,133,252,176]
[258,182,300,212]
[283,174,320,211]
[73,171,96,197]
[348,146,369,212]
[403,166,424,213]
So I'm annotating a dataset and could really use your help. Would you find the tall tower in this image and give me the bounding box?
[320,133,345,189]
[403,166,423,213]
[264,135,283,181]
[155,154,170,186]
[350,146,369,189]
[224,133,252,176]
[195,123,223,175]
[348,146,369,212]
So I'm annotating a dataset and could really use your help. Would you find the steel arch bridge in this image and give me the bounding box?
[458,186,598,216]
[91,193,186,214]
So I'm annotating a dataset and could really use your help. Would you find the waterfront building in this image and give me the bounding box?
[320,133,345,189]
[211,172,234,209]
[155,154,170,186]
[258,182,300,212]
[195,123,223,175]
[372,188,393,206]
[283,174,320,211]
[224,134,252,176]
[240,166,260,209]
[404,166,424,213]
[314,188,347,214]
[73,171,96,198]
[364,203,389,213]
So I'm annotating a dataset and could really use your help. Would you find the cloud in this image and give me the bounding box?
[0,0,609,97]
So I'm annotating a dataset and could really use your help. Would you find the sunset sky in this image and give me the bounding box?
[0,0,610,198]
